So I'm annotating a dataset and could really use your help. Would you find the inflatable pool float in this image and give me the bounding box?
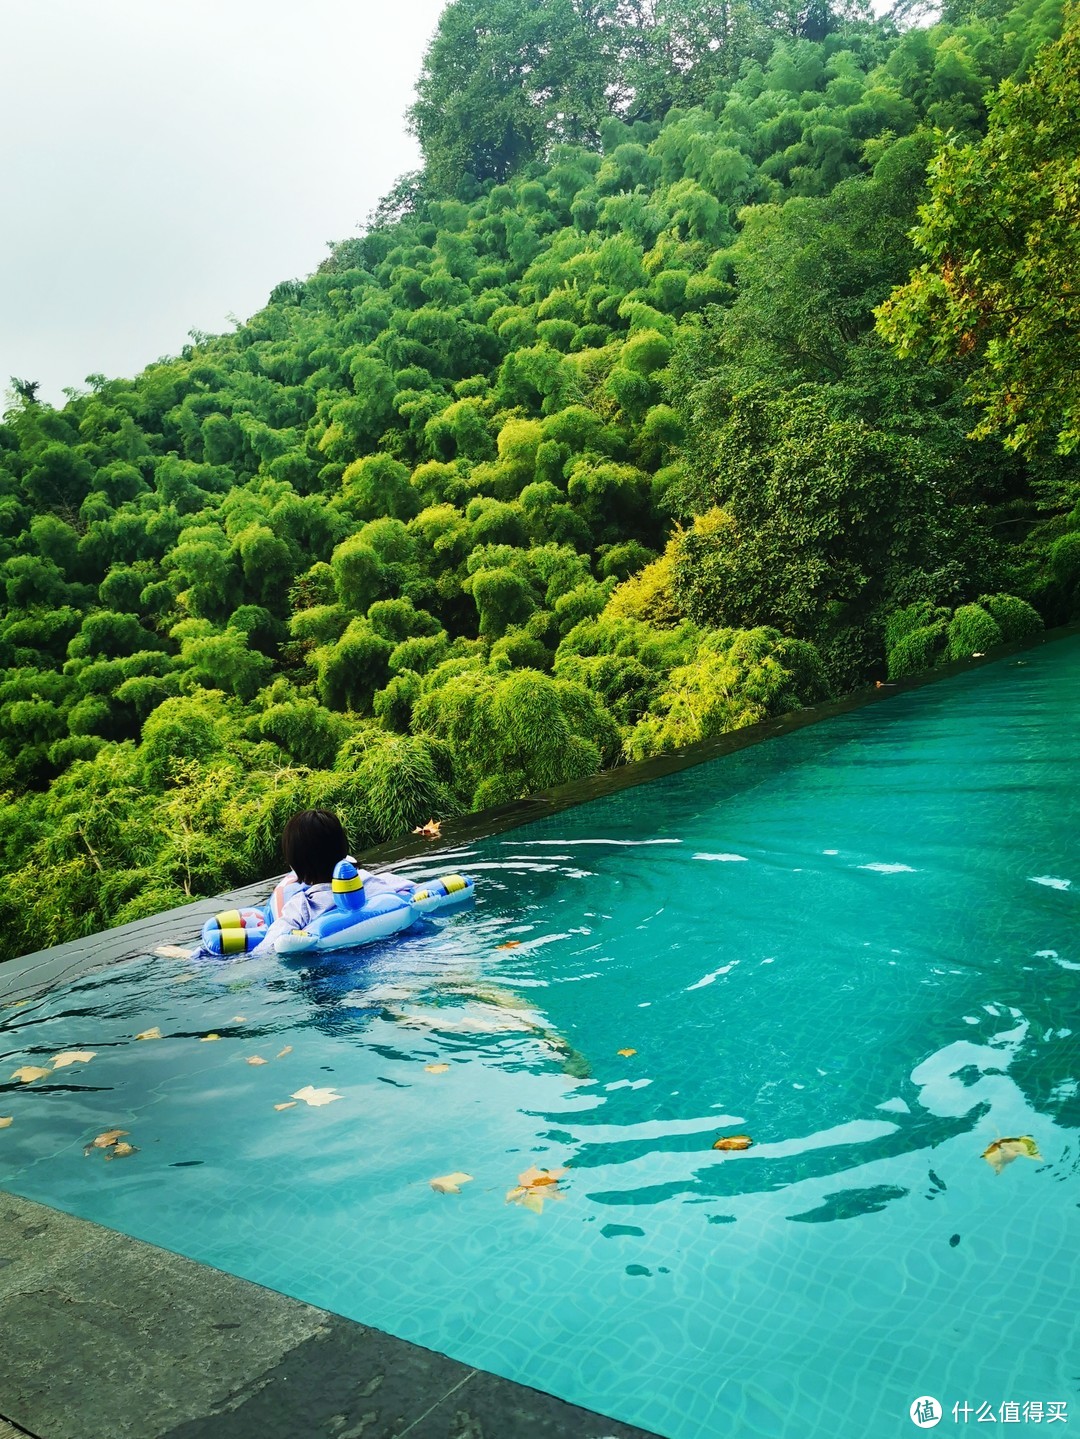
[199,860,475,957]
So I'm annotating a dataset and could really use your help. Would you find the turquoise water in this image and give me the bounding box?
[2,639,1078,1439]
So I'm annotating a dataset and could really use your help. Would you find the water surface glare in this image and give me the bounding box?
[2,640,1079,1439]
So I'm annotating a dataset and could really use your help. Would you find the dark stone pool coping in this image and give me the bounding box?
[0,1191,660,1439]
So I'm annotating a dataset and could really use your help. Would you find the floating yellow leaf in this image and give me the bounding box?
[52,1050,96,1068]
[412,819,442,838]
[506,1183,565,1212]
[617,1048,636,1058]
[713,1135,753,1151]
[201,1033,220,1042]
[517,1165,567,1187]
[496,941,521,950]
[89,1129,128,1150]
[246,1055,268,1066]
[11,1066,50,1084]
[982,1135,1042,1174]
[0,1117,12,1128]
[291,1085,341,1107]
[3,999,30,1010]
[231,1015,247,1023]
[424,1063,450,1074]
[276,1046,293,1058]
[106,1141,138,1160]
[274,1102,296,1111]
[430,1171,473,1194]
[135,1026,162,1041]
[506,1163,569,1212]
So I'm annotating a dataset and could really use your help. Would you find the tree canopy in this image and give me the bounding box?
[876,8,1080,454]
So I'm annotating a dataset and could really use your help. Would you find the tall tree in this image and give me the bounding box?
[876,13,1079,453]
[408,0,611,191]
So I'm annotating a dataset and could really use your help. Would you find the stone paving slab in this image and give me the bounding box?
[0,1192,661,1439]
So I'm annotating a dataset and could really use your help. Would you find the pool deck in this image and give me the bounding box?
[0,1190,660,1439]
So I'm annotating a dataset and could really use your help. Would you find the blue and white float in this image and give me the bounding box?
[199,859,475,957]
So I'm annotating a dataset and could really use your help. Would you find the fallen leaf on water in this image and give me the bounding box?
[413,819,442,838]
[517,1165,568,1187]
[424,1063,450,1074]
[88,1130,128,1151]
[231,1015,247,1023]
[0,1117,12,1128]
[617,1048,637,1058]
[291,1085,341,1107]
[713,1135,753,1151]
[3,999,30,1010]
[276,1046,293,1058]
[430,1172,473,1194]
[506,1186,548,1214]
[52,1050,96,1068]
[246,1056,268,1066]
[135,1027,162,1041]
[506,1164,569,1213]
[496,941,521,950]
[201,1033,221,1042]
[982,1135,1041,1174]
[11,1066,50,1084]
[154,945,193,960]
[274,1102,296,1111]
[506,1183,565,1213]
[106,1141,138,1160]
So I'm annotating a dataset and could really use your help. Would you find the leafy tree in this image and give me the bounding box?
[178,628,275,702]
[256,695,353,769]
[408,0,608,190]
[138,695,229,787]
[330,535,386,614]
[670,390,977,643]
[413,665,619,807]
[877,15,1079,452]
[312,620,394,711]
[337,730,456,839]
[626,626,830,759]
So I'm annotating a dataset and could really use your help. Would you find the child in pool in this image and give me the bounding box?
[250,808,351,956]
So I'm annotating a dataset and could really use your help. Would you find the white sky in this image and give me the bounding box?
[0,0,447,403]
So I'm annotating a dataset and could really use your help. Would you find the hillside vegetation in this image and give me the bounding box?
[1,0,1077,957]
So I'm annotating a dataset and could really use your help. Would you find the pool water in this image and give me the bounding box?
[2,639,1079,1439]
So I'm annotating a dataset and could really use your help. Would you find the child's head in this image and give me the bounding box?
[281,809,348,885]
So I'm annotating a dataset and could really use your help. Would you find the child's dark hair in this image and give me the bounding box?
[281,809,348,885]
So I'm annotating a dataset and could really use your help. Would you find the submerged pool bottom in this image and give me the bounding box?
[2,638,1079,1439]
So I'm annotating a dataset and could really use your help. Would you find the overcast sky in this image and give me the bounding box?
[0,0,447,404]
